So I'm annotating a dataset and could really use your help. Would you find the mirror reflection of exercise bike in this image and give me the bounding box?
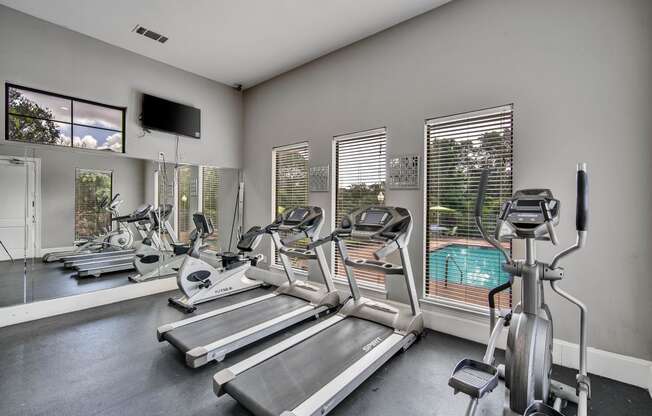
[449,164,590,416]
[168,213,265,313]
[129,204,189,283]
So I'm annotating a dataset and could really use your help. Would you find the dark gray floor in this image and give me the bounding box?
[0,291,649,416]
[0,258,159,307]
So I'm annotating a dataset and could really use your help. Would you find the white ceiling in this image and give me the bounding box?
[0,0,450,88]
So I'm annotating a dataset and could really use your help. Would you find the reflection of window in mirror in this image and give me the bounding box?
[176,166,198,243]
[201,167,220,251]
[165,165,221,250]
[74,169,113,241]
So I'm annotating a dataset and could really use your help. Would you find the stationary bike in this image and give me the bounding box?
[129,204,188,283]
[168,213,265,312]
[448,164,590,416]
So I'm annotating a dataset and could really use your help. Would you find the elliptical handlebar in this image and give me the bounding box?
[550,163,589,269]
[475,169,512,265]
[576,163,589,232]
[475,170,490,218]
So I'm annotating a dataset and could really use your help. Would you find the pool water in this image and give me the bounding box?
[428,244,509,289]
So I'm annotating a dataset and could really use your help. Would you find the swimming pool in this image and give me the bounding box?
[428,244,509,289]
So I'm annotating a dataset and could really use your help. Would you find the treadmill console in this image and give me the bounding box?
[192,212,214,238]
[278,206,323,232]
[344,206,411,241]
[496,189,560,240]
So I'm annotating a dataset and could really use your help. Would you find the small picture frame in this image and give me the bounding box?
[310,165,330,192]
[388,154,420,189]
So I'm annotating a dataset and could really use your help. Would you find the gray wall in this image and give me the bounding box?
[242,0,652,361]
[1,143,148,247]
[0,5,243,168]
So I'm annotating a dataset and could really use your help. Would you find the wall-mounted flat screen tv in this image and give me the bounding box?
[142,94,200,139]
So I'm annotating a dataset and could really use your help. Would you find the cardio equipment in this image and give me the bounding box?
[448,164,590,416]
[213,206,423,416]
[42,194,133,263]
[129,204,186,283]
[62,204,156,278]
[156,206,340,368]
[167,212,265,312]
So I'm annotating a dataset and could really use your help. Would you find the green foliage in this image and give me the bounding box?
[75,170,112,240]
[7,88,61,144]
[336,182,385,220]
[427,130,512,237]
[275,150,308,215]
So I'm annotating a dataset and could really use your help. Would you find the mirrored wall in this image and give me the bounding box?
[0,142,241,308]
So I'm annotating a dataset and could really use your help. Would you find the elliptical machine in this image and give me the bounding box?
[448,164,590,416]
[168,213,265,312]
[43,194,134,263]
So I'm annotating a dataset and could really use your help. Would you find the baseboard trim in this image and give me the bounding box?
[0,277,177,328]
[422,308,652,395]
[39,246,75,256]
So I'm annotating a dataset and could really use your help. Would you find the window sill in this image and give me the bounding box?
[419,296,493,317]
[334,276,387,295]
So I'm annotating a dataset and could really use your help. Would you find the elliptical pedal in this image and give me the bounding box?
[524,402,564,416]
[448,359,499,399]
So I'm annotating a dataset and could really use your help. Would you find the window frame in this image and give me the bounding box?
[5,83,127,153]
[331,127,388,292]
[270,141,310,274]
[421,105,514,315]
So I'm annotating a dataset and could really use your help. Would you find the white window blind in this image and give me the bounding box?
[74,169,113,240]
[201,166,220,250]
[424,105,513,310]
[177,165,198,243]
[272,143,310,271]
[333,128,387,287]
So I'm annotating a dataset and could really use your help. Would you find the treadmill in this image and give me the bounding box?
[156,206,342,368]
[63,204,155,278]
[213,206,424,416]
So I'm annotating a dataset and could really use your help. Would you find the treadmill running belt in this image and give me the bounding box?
[163,294,309,353]
[224,318,394,416]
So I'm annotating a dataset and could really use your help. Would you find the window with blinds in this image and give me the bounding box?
[333,128,387,287]
[74,169,113,240]
[272,143,310,271]
[177,165,199,242]
[157,163,174,208]
[201,166,220,250]
[424,105,513,310]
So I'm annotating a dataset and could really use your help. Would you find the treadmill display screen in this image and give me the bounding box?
[287,208,309,222]
[517,200,542,208]
[361,211,386,225]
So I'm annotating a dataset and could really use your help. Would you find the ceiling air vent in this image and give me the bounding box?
[132,25,168,43]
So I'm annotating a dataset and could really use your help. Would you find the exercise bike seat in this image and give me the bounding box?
[523,402,564,416]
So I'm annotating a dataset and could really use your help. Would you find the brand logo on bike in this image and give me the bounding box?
[214,286,233,294]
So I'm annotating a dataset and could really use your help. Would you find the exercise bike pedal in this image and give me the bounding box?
[523,402,564,416]
[448,359,498,399]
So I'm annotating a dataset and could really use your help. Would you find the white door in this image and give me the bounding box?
[0,157,38,261]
